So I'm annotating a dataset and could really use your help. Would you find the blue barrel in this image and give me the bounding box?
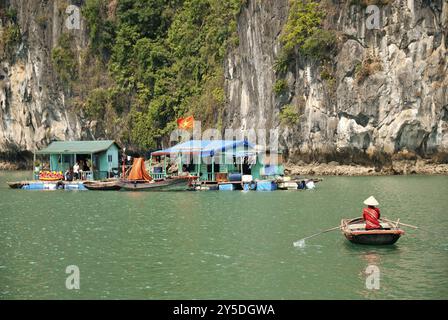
[219,183,234,191]
[256,180,277,191]
[228,173,242,181]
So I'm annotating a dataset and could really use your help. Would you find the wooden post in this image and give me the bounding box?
[122,148,126,179]
[197,152,201,178]
[211,156,214,182]
[163,155,166,177]
[33,150,36,180]
[149,155,152,177]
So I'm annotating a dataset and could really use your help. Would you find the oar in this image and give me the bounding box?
[293,226,341,247]
[382,218,420,230]
[293,217,362,247]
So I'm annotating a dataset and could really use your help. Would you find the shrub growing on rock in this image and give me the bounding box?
[279,104,301,125]
[355,54,382,83]
[273,79,288,95]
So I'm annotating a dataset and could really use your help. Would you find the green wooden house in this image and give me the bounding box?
[35,140,120,180]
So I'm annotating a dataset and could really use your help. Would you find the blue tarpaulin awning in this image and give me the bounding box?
[151,140,256,157]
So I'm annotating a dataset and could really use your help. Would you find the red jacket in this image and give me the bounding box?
[363,207,381,230]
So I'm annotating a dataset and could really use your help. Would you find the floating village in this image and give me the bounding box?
[6,139,411,245]
[7,139,319,192]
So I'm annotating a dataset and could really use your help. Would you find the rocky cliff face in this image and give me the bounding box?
[0,0,87,162]
[224,0,448,165]
[0,0,447,167]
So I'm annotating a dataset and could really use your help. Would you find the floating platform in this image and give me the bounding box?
[7,180,87,191]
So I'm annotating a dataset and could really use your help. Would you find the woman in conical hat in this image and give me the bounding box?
[362,196,381,230]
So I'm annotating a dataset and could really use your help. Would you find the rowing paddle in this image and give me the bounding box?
[382,218,420,230]
[293,216,362,247]
[293,226,341,248]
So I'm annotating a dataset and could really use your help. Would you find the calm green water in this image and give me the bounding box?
[0,171,447,299]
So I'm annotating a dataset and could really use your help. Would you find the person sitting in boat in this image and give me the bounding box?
[363,196,381,230]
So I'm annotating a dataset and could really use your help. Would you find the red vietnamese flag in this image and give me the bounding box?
[177,115,194,130]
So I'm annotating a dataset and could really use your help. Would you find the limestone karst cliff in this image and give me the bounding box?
[0,0,89,163]
[0,0,447,168]
[224,0,448,165]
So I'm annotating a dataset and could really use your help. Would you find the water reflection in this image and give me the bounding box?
[362,251,381,265]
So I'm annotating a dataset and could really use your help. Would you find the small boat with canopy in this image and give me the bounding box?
[118,157,195,191]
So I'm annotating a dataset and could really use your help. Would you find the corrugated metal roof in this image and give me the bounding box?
[36,140,118,154]
[151,140,255,157]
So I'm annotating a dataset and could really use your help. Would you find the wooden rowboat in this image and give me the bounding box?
[7,181,28,189]
[83,180,122,191]
[118,176,194,191]
[340,218,404,245]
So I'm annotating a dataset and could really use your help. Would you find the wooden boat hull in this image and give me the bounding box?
[119,177,192,191]
[83,180,122,191]
[341,218,404,245]
[344,232,402,245]
[7,181,26,189]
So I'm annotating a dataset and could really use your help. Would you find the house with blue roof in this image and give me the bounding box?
[150,140,284,183]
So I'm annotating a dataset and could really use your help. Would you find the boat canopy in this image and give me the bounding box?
[127,157,152,181]
[151,140,256,157]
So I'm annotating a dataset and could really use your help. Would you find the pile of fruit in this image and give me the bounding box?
[39,171,64,181]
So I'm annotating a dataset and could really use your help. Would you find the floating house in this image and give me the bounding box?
[35,140,120,180]
[150,140,284,183]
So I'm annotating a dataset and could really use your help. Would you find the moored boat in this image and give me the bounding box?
[340,217,404,245]
[83,180,122,191]
[119,157,195,191]
[119,176,193,191]
[7,181,28,189]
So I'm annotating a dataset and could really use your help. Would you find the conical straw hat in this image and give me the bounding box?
[364,196,379,206]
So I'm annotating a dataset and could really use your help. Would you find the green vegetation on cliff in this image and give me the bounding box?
[275,0,337,121]
[48,0,340,150]
[57,0,243,150]
[52,33,78,83]
[0,8,21,58]
[278,0,336,64]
